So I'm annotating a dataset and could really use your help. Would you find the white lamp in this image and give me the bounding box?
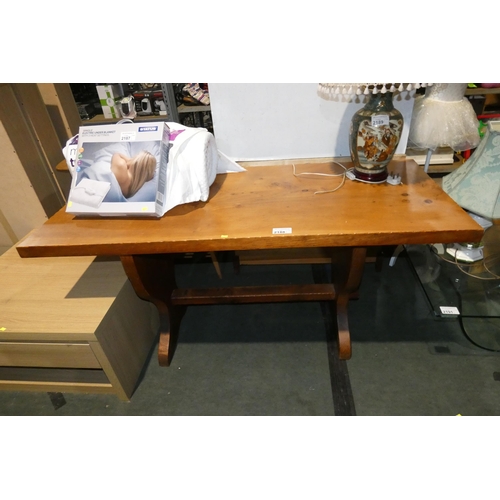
[409,83,480,172]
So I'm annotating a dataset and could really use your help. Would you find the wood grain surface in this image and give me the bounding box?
[17,159,483,258]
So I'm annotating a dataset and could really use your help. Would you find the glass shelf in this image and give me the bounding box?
[406,225,500,351]
[407,244,500,316]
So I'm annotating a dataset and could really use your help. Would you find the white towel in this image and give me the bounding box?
[162,123,245,212]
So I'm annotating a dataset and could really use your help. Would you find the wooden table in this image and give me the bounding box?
[16,159,483,366]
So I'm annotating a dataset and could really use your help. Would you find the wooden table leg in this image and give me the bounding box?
[120,247,366,366]
[330,247,367,359]
[121,254,185,367]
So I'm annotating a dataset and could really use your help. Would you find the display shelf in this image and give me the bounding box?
[161,84,212,130]
[403,151,465,175]
[83,114,167,125]
[69,84,212,131]
[465,87,500,95]
[178,104,211,114]
[426,160,464,174]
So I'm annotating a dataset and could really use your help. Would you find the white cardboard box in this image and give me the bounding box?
[96,84,123,119]
[67,122,170,217]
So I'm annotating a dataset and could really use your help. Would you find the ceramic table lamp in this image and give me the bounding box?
[318,83,431,183]
[409,83,480,171]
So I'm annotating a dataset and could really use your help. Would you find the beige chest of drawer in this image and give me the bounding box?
[0,246,158,401]
[0,342,101,369]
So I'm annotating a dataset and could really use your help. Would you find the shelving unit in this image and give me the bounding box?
[162,83,212,130]
[405,152,465,175]
[465,87,500,95]
[160,83,179,121]
[466,86,500,117]
[84,114,166,125]
[178,103,212,128]
[70,83,213,131]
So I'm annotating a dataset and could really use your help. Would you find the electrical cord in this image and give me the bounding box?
[292,162,347,194]
[483,254,500,279]
[292,162,403,194]
[431,244,500,280]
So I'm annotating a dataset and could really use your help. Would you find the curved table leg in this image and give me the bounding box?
[121,254,185,367]
[120,247,366,365]
[331,247,367,359]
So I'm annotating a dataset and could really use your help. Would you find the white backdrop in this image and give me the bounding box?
[209,83,417,161]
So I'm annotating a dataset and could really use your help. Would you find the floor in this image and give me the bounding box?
[1,248,500,417]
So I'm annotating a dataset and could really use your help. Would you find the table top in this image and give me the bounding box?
[17,159,483,258]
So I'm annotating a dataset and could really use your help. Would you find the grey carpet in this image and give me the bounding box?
[1,252,500,415]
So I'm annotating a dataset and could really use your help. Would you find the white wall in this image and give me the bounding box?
[209,83,416,161]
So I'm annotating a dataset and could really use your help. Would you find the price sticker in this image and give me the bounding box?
[440,306,460,316]
[120,132,136,141]
[272,227,292,235]
[371,114,389,127]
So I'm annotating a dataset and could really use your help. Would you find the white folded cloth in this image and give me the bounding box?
[217,150,246,174]
[162,122,245,212]
[69,178,111,208]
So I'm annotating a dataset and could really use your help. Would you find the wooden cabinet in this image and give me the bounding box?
[0,244,158,401]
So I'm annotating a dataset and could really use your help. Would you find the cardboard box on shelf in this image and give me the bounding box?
[96,84,123,119]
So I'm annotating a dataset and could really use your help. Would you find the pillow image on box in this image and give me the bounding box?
[73,140,162,203]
